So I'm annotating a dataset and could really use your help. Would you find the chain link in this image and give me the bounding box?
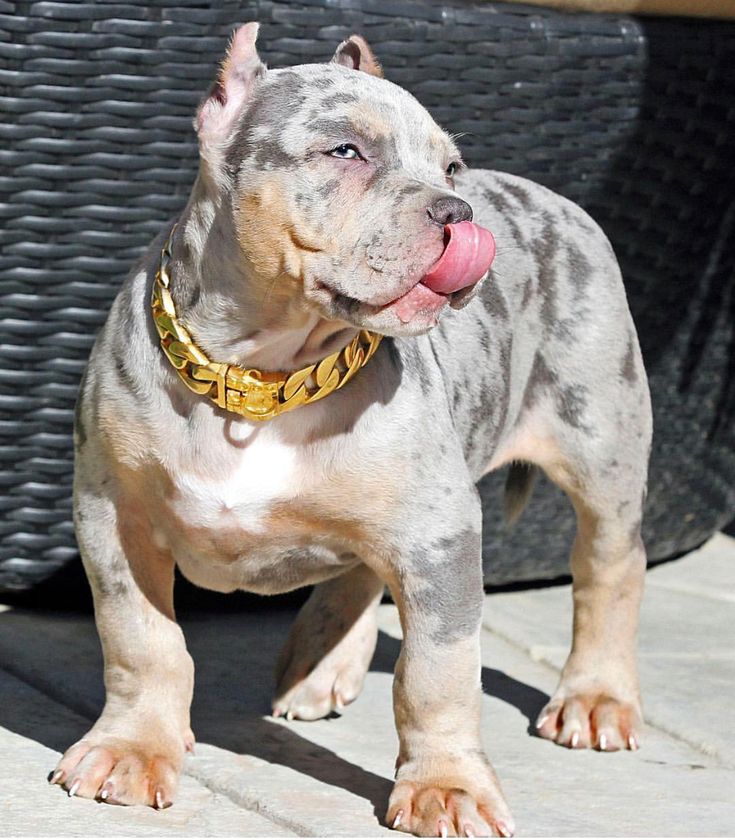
[151,227,383,421]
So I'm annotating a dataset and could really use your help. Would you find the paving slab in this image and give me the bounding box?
[0,608,393,838]
[379,606,735,837]
[0,667,293,837]
[643,533,735,603]
[1,536,734,836]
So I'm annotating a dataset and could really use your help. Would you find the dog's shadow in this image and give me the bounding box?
[183,606,547,823]
[0,591,549,827]
[369,630,549,734]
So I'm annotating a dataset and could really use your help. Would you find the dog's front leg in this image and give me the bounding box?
[50,474,194,808]
[384,496,514,838]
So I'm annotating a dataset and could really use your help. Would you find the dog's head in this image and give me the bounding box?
[195,23,492,338]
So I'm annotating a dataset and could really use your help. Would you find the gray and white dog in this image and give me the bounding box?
[52,24,652,838]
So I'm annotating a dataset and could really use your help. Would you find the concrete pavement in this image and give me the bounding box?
[1,533,734,836]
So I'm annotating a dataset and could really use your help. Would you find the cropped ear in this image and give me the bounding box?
[331,34,383,78]
[196,23,266,154]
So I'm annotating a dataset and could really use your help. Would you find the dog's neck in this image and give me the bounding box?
[168,176,359,372]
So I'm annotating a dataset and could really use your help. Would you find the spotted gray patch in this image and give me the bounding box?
[309,75,336,90]
[534,215,560,330]
[520,276,534,309]
[482,185,514,216]
[565,240,593,290]
[483,279,509,322]
[621,332,638,383]
[83,541,131,599]
[502,180,533,211]
[306,116,359,139]
[522,350,555,411]
[531,218,593,343]
[319,91,360,110]
[401,342,434,391]
[398,182,425,197]
[317,178,341,198]
[522,351,590,430]
[561,203,599,237]
[236,546,358,594]
[226,73,309,171]
[617,499,631,516]
[94,575,130,599]
[405,526,483,644]
[556,382,590,430]
[482,186,525,247]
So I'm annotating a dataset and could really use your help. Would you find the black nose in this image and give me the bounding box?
[427,195,473,226]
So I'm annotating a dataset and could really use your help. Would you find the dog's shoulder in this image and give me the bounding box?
[460,168,612,253]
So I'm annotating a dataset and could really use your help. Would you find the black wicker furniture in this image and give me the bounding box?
[1,0,733,591]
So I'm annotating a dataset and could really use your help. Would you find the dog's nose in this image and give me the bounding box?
[427,195,473,226]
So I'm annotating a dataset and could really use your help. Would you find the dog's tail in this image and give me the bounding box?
[503,461,538,526]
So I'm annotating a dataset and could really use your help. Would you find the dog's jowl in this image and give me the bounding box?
[53,23,652,838]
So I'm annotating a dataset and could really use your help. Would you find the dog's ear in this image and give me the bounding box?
[196,23,266,153]
[331,35,383,78]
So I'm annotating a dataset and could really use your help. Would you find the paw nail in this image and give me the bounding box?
[536,714,548,730]
[599,734,608,751]
[272,708,282,719]
[439,820,448,838]
[465,826,476,837]
[570,731,579,748]
[155,789,164,809]
[497,821,513,838]
[334,693,344,711]
[286,710,294,722]
[628,734,638,751]
[49,770,63,785]
[392,810,403,829]
[100,789,109,801]
[68,780,80,798]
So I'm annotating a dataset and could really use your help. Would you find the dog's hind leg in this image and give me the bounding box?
[528,400,651,751]
[535,474,648,751]
[272,563,384,720]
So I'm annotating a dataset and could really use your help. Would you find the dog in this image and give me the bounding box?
[51,23,652,837]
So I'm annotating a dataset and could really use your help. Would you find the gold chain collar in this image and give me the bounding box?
[151,227,383,422]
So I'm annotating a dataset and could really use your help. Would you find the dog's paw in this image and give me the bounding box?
[49,734,184,807]
[386,780,514,838]
[536,690,642,751]
[272,630,374,720]
[272,599,378,721]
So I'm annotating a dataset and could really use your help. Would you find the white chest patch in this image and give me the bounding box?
[170,424,304,534]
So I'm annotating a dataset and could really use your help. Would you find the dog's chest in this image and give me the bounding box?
[163,427,310,547]
[152,415,395,593]
[174,431,303,526]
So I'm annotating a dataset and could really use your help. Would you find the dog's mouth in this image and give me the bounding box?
[314,221,496,328]
[324,282,463,323]
[382,282,459,323]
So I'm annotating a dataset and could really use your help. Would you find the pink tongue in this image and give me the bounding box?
[422,221,496,294]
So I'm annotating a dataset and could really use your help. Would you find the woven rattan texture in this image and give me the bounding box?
[1,0,734,590]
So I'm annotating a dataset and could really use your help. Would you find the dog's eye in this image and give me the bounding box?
[446,162,460,178]
[329,143,361,160]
